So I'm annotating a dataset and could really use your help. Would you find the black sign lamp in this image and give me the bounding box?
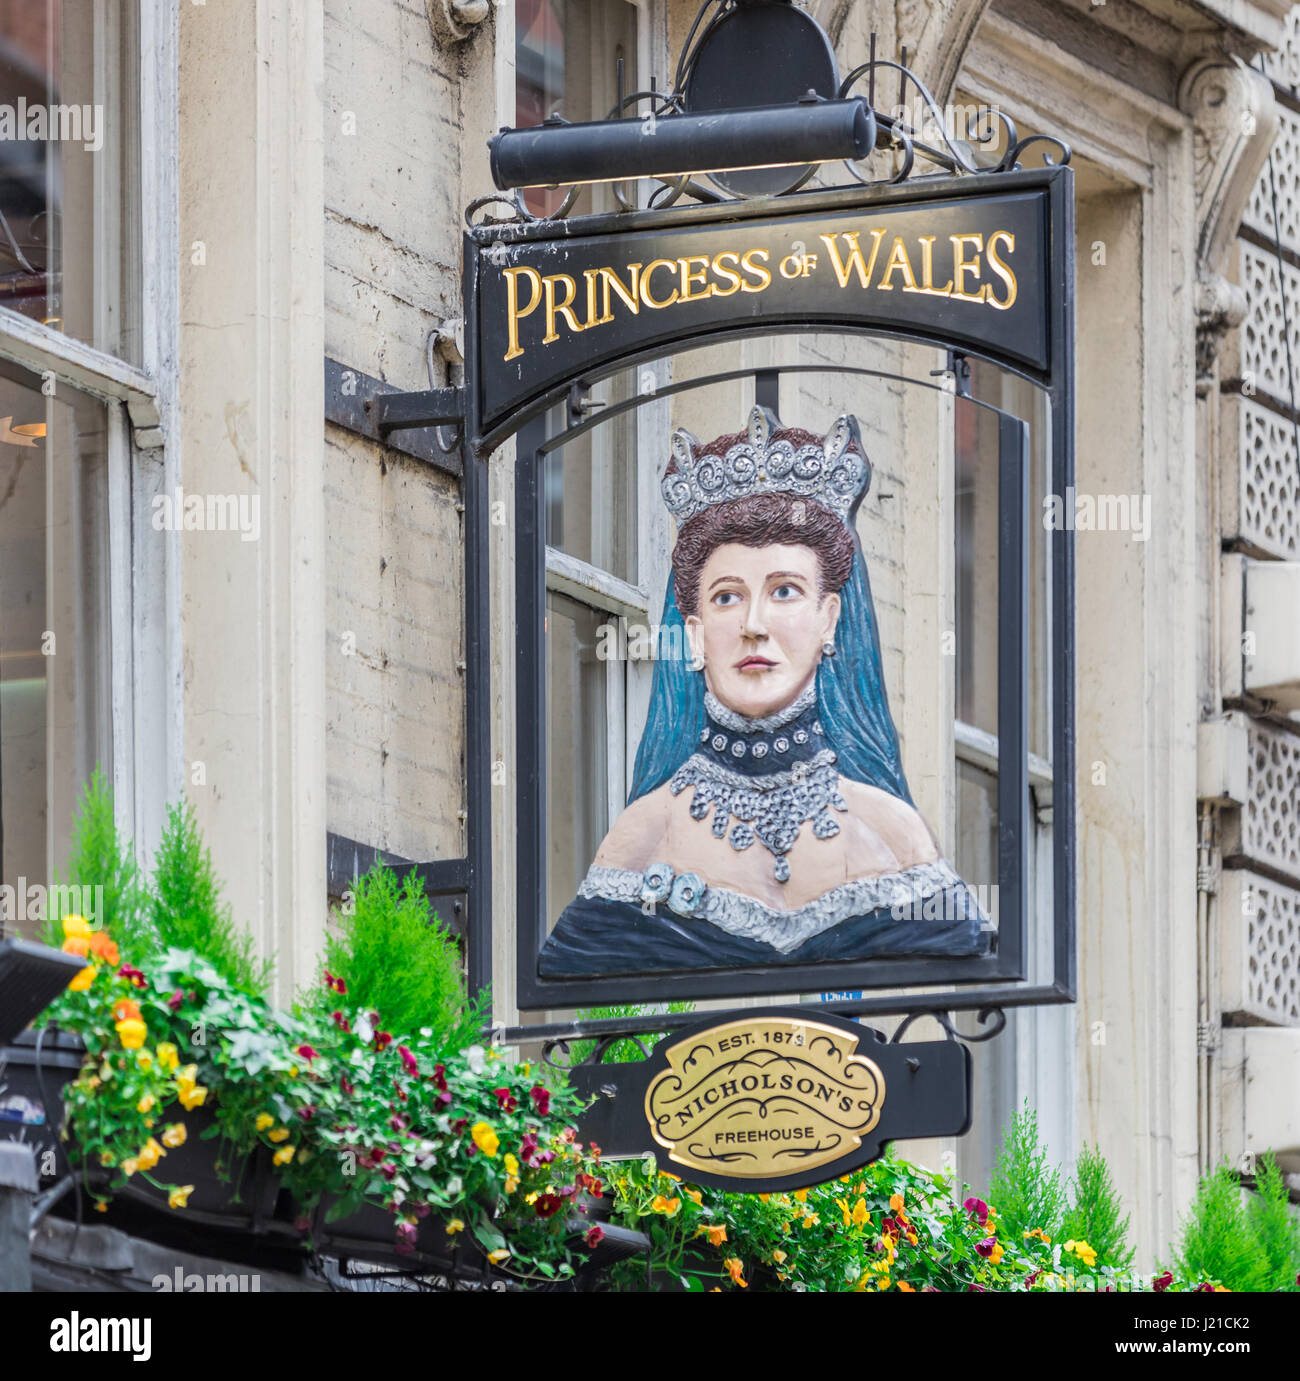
[489,0,878,200]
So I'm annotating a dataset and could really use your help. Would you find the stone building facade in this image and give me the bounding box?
[1,0,1298,1270]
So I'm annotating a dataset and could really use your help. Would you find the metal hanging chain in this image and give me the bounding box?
[1256,55,1300,494]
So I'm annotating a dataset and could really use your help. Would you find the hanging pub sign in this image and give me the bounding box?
[568,1007,971,1193]
[458,161,1075,1013]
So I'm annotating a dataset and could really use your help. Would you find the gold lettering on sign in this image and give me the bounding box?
[644,1016,886,1180]
[913,235,954,297]
[986,230,1017,310]
[497,219,1024,361]
[640,258,680,309]
[949,233,986,303]
[710,251,743,296]
[503,266,542,362]
[818,228,887,288]
[877,236,919,292]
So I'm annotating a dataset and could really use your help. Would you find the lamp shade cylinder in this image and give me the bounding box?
[489,99,877,191]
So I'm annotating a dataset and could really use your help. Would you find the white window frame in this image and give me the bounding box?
[0,1,180,860]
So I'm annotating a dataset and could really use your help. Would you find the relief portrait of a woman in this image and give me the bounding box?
[539,406,989,978]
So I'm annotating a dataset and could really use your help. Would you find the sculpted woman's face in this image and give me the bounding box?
[684,542,840,720]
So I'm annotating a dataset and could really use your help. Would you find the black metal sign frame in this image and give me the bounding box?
[457,165,1075,1025]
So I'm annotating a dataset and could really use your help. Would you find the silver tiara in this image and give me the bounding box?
[661,406,871,527]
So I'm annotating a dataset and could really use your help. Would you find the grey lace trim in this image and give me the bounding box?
[577,859,966,955]
[703,683,816,735]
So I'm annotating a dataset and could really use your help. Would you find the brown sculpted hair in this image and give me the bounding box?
[669,426,859,617]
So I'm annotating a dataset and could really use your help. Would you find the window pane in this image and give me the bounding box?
[961,362,1051,760]
[543,368,639,584]
[0,0,142,362]
[515,0,639,218]
[0,359,111,938]
[546,591,611,926]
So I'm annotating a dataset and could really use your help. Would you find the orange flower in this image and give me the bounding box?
[723,1258,748,1288]
[702,1224,727,1247]
[792,1189,808,1203]
[113,997,141,1023]
[88,932,120,966]
[685,1187,703,1205]
[651,1195,681,1217]
[889,1193,905,1213]
[897,1280,915,1292]
[61,936,91,959]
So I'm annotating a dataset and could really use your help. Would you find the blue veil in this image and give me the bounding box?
[627,541,912,805]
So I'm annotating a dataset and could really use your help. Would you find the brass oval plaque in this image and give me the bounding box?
[644,1014,885,1181]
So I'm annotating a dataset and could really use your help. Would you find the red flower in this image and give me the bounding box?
[394,1220,417,1254]
[451,1118,468,1135]
[588,1142,602,1162]
[1195,1282,1214,1293]
[432,1063,448,1092]
[530,1085,551,1116]
[340,1075,354,1096]
[398,1045,419,1077]
[493,1087,518,1112]
[296,1104,317,1120]
[296,1044,319,1062]
[330,1010,351,1031]
[967,1283,986,1292]
[520,1131,539,1162]
[373,1031,393,1052]
[167,990,185,1012]
[975,1236,998,1258]
[119,965,147,989]
[1153,1271,1174,1292]
[534,1194,564,1219]
[584,1225,605,1248]
[963,1196,990,1226]
[435,1090,452,1108]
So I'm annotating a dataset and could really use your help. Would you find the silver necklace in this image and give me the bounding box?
[668,691,847,883]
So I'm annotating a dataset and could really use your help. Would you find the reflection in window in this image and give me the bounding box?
[0,0,141,362]
[543,369,639,586]
[0,359,110,938]
[515,0,639,218]
[546,591,611,927]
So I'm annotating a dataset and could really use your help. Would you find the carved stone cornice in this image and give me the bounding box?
[1178,57,1277,394]
[895,0,995,102]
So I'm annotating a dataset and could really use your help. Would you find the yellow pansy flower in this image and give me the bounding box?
[446,1218,465,1234]
[136,1051,154,1072]
[504,1153,520,1194]
[256,1113,275,1132]
[470,1121,499,1158]
[487,1248,511,1265]
[68,965,97,993]
[272,1145,296,1166]
[137,1094,155,1115]
[162,1123,187,1149]
[155,1042,179,1072]
[116,1017,147,1050]
[62,914,92,938]
[792,1189,808,1202]
[136,1138,165,1171]
[168,1185,194,1210]
[852,1198,870,1228]
[771,1249,787,1265]
[268,1128,290,1143]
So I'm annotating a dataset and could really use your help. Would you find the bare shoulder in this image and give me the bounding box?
[590,785,673,871]
[837,779,940,869]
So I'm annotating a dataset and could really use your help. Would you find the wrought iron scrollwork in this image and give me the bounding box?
[890,1006,1008,1046]
[477,15,1072,227]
